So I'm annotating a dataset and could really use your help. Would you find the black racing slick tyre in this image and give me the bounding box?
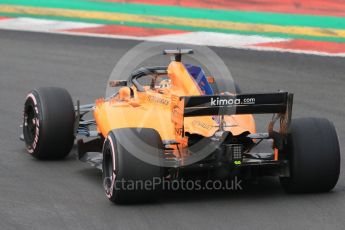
[102,128,163,204]
[280,118,340,193]
[23,87,75,160]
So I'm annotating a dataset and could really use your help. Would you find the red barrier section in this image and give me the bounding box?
[105,0,345,17]
[65,24,187,36]
[256,39,345,53]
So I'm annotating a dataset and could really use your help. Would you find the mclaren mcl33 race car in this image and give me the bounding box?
[22,49,340,204]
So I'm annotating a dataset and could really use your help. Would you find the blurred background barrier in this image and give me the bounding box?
[0,0,345,55]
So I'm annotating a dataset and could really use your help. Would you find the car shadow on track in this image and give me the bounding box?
[157,178,285,204]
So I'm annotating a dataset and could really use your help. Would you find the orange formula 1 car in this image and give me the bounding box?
[21,49,340,204]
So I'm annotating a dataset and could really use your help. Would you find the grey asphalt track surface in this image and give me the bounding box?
[0,30,344,230]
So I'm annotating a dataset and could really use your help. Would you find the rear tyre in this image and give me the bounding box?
[23,87,75,160]
[102,128,163,204]
[280,118,340,193]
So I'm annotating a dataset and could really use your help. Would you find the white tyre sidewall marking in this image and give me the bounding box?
[106,135,117,199]
[25,93,40,154]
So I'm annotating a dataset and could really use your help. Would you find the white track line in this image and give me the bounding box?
[0,17,100,31]
[146,32,289,47]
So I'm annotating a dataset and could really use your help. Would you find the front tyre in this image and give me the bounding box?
[23,87,75,160]
[102,128,163,204]
[280,118,340,193]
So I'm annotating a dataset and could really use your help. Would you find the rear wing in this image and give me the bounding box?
[182,92,290,116]
[172,92,293,143]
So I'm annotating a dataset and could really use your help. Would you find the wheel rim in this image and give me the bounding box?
[103,139,116,198]
[24,103,36,146]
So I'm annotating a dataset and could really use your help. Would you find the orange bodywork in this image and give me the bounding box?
[94,61,256,151]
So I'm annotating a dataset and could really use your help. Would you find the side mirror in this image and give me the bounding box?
[109,80,127,87]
